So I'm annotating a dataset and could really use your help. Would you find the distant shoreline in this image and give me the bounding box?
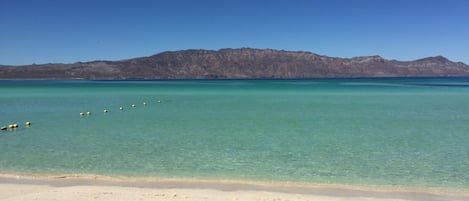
[1,173,468,201]
[1,76,469,82]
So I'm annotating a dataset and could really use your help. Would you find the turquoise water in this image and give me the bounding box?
[1,78,469,188]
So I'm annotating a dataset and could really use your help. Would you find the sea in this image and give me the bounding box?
[1,78,468,189]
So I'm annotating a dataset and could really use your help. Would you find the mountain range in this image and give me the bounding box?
[1,48,468,79]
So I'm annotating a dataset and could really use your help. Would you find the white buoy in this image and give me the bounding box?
[86,111,91,116]
[25,122,31,126]
[80,112,84,116]
[104,109,108,113]
[119,106,124,110]
[8,124,18,129]
[132,104,136,108]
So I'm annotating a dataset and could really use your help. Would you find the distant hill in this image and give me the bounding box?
[1,48,468,79]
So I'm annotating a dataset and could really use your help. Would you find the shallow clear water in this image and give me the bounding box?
[1,78,469,188]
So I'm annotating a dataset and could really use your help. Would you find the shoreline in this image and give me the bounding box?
[1,173,468,201]
[1,76,469,82]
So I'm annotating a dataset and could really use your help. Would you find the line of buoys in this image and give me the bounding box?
[1,121,31,132]
[78,98,163,119]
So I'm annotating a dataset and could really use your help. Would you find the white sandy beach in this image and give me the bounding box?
[0,184,413,201]
[1,174,468,201]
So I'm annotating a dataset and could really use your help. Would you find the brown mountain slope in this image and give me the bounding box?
[1,48,468,79]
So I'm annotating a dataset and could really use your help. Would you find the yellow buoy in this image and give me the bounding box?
[104,109,108,113]
[79,112,84,116]
[25,122,31,126]
[86,111,91,116]
[119,106,123,110]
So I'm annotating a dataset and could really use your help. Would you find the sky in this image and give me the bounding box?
[1,0,468,65]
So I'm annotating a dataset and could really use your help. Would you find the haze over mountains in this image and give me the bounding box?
[0,48,468,79]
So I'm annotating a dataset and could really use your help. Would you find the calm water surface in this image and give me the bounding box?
[1,78,468,188]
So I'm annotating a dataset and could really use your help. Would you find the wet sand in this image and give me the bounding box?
[0,174,468,201]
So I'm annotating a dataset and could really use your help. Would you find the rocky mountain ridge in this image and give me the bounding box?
[1,48,468,79]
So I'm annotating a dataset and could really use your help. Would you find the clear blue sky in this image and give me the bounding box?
[1,0,468,65]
